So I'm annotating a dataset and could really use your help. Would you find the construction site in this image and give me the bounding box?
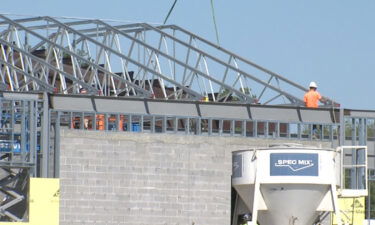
[0,13,372,225]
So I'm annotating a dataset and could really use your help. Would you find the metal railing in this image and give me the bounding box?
[50,110,340,142]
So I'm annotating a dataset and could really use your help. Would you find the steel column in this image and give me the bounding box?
[41,92,49,178]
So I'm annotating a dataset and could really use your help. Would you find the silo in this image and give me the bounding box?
[232,144,348,225]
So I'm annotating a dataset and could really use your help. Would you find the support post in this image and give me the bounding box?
[367,178,371,224]
[208,118,212,135]
[54,111,61,178]
[358,119,366,190]
[230,120,235,136]
[128,114,133,132]
[242,120,246,137]
[250,171,260,225]
[21,100,26,163]
[196,118,201,135]
[185,118,190,134]
[219,119,223,136]
[151,116,155,133]
[29,100,37,176]
[339,108,345,147]
[351,118,357,189]
[162,116,167,133]
[174,117,178,133]
[41,92,49,178]
[254,121,257,138]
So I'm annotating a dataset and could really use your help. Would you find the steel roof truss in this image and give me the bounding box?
[0,15,151,97]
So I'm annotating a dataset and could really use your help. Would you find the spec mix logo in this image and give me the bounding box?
[270,153,319,176]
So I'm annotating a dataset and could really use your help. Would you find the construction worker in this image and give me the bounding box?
[304,81,325,139]
[304,81,322,108]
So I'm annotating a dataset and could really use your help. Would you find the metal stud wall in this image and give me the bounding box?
[0,93,43,221]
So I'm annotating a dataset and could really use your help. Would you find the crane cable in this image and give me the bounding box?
[164,0,221,46]
[163,0,178,24]
[210,0,221,46]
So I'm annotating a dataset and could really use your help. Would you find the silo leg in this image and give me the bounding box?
[249,178,260,225]
[331,183,342,225]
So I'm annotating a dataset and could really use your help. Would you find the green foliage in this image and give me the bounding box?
[217,87,257,102]
[367,121,375,139]
[217,88,237,101]
[240,87,257,99]
[344,119,375,141]
[366,180,375,218]
[240,87,250,94]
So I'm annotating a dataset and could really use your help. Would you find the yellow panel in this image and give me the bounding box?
[0,178,59,225]
[331,197,365,225]
[29,178,59,225]
[0,178,60,225]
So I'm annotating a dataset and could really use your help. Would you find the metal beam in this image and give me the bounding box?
[50,93,340,123]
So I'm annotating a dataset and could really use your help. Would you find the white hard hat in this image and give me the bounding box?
[309,81,318,88]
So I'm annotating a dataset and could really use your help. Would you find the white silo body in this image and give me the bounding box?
[232,144,342,225]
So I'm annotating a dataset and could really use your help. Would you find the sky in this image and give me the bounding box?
[1,0,374,110]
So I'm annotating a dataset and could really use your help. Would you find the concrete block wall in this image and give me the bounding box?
[59,129,331,225]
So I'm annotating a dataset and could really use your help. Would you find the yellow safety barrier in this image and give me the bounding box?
[0,178,59,225]
[331,196,365,225]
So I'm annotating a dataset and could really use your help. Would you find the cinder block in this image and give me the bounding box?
[60,129,328,225]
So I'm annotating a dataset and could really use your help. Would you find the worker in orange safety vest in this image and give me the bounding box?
[304,81,326,139]
[304,81,323,108]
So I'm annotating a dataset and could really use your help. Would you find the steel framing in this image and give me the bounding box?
[0,91,371,222]
[0,15,338,106]
[0,93,43,221]
[0,15,373,222]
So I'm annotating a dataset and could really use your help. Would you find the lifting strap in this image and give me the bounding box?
[210,0,221,46]
[163,0,178,24]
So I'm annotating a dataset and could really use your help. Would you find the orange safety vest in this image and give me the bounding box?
[96,114,105,130]
[119,115,124,131]
[304,90,322,108]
